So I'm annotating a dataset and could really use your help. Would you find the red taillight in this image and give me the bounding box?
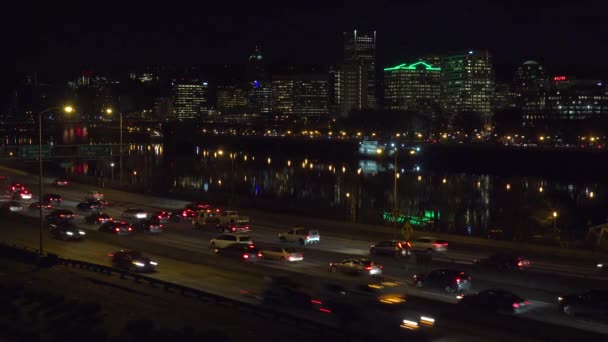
[98,217,103,221]
[517,261,523,267]
[257,252,263,257]
[71,215,75,218]
[305,235,309,240]
[115,228,120,232]
[249,245,255,248]
[311,299,322,305]
[319,308,332,314]
[512,303,520,309]
[365,266,372,270]
[109,218,113,221]
[245,226,250,230]
[157,215,161,219]
[159,224,163,228]
[524,301,530,305]
[243,254,249,259]
[128,227,132,231]
[398,242,403,248]
[182,212,187,217]
[455,278,461,284]
[231,227,236,231]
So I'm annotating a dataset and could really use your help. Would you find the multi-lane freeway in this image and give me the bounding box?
[1,169,607,341]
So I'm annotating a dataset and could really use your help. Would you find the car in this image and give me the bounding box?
[261,247,303,262]
[214,244,263,262]
[9,183,26,193]
[121,208,149,220]
[53,179,69,186]
[598,262,607,274]
[192,209,221,227]
[458,289,530,314]
[4,201,23,212]
[172,208,197,222]
[558,290,608,318]
[29,201,52,210]
[153,210,172,224]
[45,209,75,224]
[43,193,63,204]
[217,223,251,233]
[369,240,411,257]
[85,190,104,202]
[99,221,134,235]
[110,250,157,272]
[329,258,383,276]
[77,201,103,212]
[49,221,86,241]
[209,233,253,249]
[409,237,448,253]
[278,227,320,245]
[12,190,32,200]
[217,210,249,225]
[133,218,164,233]
[84,212,113,224]
[473,253,531,271]
[413,269,472,294]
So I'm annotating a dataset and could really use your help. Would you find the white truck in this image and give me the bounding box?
[217,210,249,226]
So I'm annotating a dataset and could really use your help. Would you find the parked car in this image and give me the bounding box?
[110,250,157,272]
[53,179,69,187]
[29,201,53,210]
[473,253,531,271]
[369,240,411,257]
[84,212,113,225]
[214,244,263,262]
[458,289,530,314]
[133,218,164,233]
[43,193,63,204]
[49,221,86,241]
[45,209,75,224]
[261,247,303,262]
[409,237,448,254]
[209,233,253,249]
[121,208,149,220]
[278,227,320,245]
[99,221,134,235]
[414,269,472,294]
[558,290,608,318]
[12,190,32,200]
[329,258,383,276]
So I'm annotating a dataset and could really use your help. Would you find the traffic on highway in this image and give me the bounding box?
[1,173,607,341]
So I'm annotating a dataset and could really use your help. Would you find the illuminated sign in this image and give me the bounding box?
[383,61,441,72]
[553,76,567,81]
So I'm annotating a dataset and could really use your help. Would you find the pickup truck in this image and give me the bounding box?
[217,210,249,226]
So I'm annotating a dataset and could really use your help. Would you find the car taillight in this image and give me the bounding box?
[128,227,132,231]
[243,254,249,259]
[245,226,250,230]
[311,299,322,305]
[98,217,103,221]
[512,303,520,309]
[249,244,255,248]
[455,278,461,284]
[182,212,187,217]
[115,228,120,232]
[305,235,309,240]
[71,215,75,218]
[60,214,65,218]
[517,261,523,267]
[257,252,263,257]
[365,266,372,270]
[158,215,161,219]
[524,301,530,305]
[159,224,163,228]
[231,227,236,231]
[319,308,332,314]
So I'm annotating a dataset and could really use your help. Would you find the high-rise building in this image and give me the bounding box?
[328,66,342,118]
[271,73,329,122]
[246,45,266,82]
[217,85,249,114]
[248,80,272,114]
[173,81,208,120]
[493,83,518,111]
[441,50,495,118]
[543,77,608,121]
[343,30,376,109]
[340,62,368,117]
[514,61,548,123]
[383,60,442,111]
[153,97,174,120]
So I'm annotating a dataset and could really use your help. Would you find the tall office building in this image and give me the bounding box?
[217,85,248,114]
[514,61,548,124]
[544,77,608,121]
[248,80,272,114]
[173,81,208,120]
[493,83,518,111]
[343,30,376,110]
[340,62,368,117]
[441,50,495,118]
[153,97,174,120]
[271,73,329,122]
[328,66,342,118]
[383,59,442,111]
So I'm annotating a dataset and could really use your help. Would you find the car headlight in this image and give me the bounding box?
[149,261,158,266]
[78,231,86,235]
[132,261,145,267]
[400,319,419,330]
[597,263,604,268]
[66,231,74,236]
[420,316,435,327]
[558,296,563,302]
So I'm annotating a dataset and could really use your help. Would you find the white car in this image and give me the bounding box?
[122,208,149,220]
[278,227,320,245]
[13,190,32,200]
[410,237,448,253]
[209,234,253,249]
[261,247,303,262]
[5,201,23,212]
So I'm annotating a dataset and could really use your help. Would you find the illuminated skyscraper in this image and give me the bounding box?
[383,59,442,111]
[343,30,376,110]
[545,77,608,121]
[173,81,208,120]
[272,72,328,122]
[514,61,548,125]
[441,50,495,118]
[217,85,248,114]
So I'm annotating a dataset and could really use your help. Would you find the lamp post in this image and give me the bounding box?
[38,105,73,255]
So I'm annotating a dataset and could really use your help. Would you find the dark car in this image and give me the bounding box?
[558,290,608,318]
[43,193,63,204]
[369,240,411,257]
[29,201,53,210]
[9,183,26,193]
[473,253,531,271]
[171,208,197,222]
[414,269,472,294]
[214,244,263,262]
[49,221,86,241]
[153,211,172,224]
[12,189,33,200]
[53,179,69,187]
[85,212,113,225]
[77,201,103,212]
[45,209,75,225]
[458,289,530,314]
[99,221,133,235]
[133,218,164,233]
[110,250,157,272]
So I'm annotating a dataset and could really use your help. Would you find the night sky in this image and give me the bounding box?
[4,1,608,84]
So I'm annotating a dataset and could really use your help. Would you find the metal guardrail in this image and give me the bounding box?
[0,242,353,336]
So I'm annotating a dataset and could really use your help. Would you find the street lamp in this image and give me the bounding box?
[104,108,122,185]
[38,105,73,256]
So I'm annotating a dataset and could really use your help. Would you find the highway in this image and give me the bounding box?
[1,171,607,341]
